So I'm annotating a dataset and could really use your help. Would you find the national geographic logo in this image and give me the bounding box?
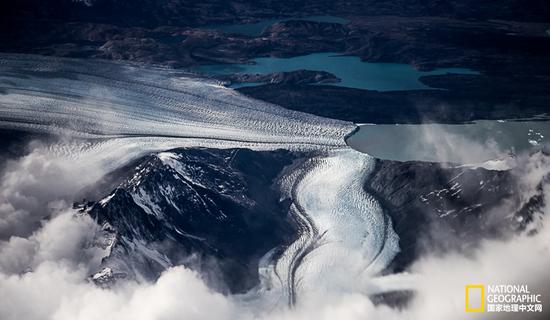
[465,285,485,312]
[466,284,543,314]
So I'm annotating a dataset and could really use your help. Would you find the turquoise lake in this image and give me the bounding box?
[196,52,480,91]
[203,16,349,36]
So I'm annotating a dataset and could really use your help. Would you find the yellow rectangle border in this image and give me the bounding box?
[465,284,485,312]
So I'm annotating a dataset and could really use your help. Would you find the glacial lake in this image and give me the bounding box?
[203,15,349,36]
[346,120,550,164]
[196,52,479,91]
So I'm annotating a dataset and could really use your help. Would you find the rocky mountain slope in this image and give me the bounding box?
[82,148,306,293]
[365,156,546,272]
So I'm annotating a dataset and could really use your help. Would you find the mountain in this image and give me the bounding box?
[82,148,306,293]
[366,159,513,272]
[79,146,542,295]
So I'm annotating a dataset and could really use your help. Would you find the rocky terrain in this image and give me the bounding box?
[3,13,549,71]
[2,2,549,123]
[215,70,340,87]
[81,148,305,293]
[365,155,546,273]
[238,74,550,124]
[3,0,549,27]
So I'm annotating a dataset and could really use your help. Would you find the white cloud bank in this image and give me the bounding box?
[0,142,107,239]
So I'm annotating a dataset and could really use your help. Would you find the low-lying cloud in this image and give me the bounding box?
[0,142,107,239]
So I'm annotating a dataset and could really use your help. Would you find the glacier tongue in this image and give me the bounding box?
[293,149,400,288]
[254,148,401,307]
[0,53,354,150]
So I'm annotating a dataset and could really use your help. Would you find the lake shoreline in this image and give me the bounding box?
[237,75,550,124]
[195,52,479,91]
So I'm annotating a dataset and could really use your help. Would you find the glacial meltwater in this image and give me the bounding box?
[196,52,479,91]
[346,120,550,164]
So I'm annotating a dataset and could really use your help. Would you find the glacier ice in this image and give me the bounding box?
[0,54,403,306]
[263,149,401,307]
[0,53,353,150]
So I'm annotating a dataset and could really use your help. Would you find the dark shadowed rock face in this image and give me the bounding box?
[0,129,47,168]
[364,158,542,273]
[84,148,304,293]
[237,77,550,124]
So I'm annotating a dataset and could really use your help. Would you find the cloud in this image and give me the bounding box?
[0,141,107,239]
[0,263,239,320]
[417,124,505,164]
[408,215,550,320]
[54,265,239,320]
[0,139,246,320]
[0,211,105,275]
[0,259,398,320]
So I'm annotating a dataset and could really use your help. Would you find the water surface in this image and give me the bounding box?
[197,53,479,91]
[346,120,549,163]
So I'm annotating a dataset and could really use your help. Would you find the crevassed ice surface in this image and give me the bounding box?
[0,54,353,148]
[293,150,400,289]
[237,149,405,311]
[268,149,401,306]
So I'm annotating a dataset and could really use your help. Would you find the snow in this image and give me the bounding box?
[131,188,164,217]
[92,267,113,281]
[99,193,116,207]
[461,157,515,171]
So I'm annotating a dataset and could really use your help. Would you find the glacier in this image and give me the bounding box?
[0,54,404,307]
[0,54,351,146]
